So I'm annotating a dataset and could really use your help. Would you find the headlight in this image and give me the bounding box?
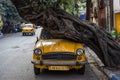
[34,48,42,55]
[76,49,84,55]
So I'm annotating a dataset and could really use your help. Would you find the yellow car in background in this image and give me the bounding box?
[22,23,35,36]
[31,29,86,75]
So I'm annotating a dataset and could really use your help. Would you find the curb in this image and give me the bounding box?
[85,47,108,80]
[102,68,120,80]
[111,75,120,80]
[86,47,120,80]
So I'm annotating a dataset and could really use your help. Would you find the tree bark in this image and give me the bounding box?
[11,0,120,68]
[86,0,91,20]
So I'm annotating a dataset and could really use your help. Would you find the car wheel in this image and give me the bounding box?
[34,32,35,35]
[22,33,24,36]
[31,33,33,36]
[34,65,40,75]
[77,65,85,75]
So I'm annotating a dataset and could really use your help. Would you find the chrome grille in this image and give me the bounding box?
[42,52,76,60]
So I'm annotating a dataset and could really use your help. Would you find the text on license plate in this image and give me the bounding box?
[48,66,69,70]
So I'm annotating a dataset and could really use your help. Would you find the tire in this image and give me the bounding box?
[33,32,35,35]
[22,33,24,36]
[77,65,85,75]
[34,65,40,75]
[32,32,35,35]
[31,33,33,36]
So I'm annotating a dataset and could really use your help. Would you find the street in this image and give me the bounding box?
[0,29,99,80]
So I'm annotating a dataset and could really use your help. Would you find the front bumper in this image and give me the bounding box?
[22,32,34,33]
[31,61,87,66]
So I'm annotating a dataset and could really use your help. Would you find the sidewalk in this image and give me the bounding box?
[85,47,108,80]
[86,47,120,80]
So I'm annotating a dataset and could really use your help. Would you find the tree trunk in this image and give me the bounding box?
[11,0,120,68]
[98,0,106,28]
[86,0,91,20]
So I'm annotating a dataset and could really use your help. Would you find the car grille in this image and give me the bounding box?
[42,52,76,60]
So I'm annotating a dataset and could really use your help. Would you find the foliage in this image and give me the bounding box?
[60,0,86,15]
[0,0,21,23]
[80,0,86,3]
[27,0,86,15]
[0,0,86,23]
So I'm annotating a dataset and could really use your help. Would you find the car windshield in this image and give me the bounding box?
[41,29,54,39]
[25,24,33,27]
[40,29,64,39]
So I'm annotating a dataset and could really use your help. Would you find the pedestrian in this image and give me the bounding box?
[5,21,11,33]
[90,8,94,22]
[10,22,14,33]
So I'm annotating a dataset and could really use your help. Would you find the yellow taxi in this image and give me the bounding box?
[22,23,35,36]
[31,29,86,75]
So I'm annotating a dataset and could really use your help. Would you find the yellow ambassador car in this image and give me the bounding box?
[31,29,86,75]
[22,23,35,36]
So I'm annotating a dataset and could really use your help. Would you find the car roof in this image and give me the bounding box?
[25,24,33,26]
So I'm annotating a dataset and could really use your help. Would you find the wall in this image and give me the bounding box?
[114,0,120,13]
[113,0,120,34]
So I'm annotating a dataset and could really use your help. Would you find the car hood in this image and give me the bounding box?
[35,39,80,53]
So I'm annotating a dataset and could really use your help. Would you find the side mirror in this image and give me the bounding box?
[35,37,39,44]
[35,25,38,29]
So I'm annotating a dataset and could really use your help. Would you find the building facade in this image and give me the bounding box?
[113,0,120,34]
[90,0,113,31]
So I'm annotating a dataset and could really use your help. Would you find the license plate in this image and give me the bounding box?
[48,66,69,70]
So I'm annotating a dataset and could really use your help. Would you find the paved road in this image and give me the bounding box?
[0,29,98,80]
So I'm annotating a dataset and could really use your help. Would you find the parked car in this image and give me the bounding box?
[31,28,86,75]
[15,24,22,32]
[22,23,35,36]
